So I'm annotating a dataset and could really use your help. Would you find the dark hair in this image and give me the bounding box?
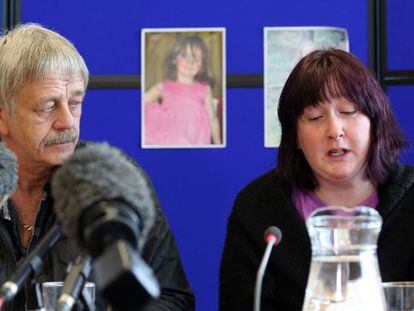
[277,49,407,190]
[164,35,215,87]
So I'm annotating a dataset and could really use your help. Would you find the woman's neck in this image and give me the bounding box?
[315,178,375,207]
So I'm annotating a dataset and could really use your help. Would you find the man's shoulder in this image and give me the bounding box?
[76,140,144,170]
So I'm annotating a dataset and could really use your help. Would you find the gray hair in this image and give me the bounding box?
[0,23,89,115]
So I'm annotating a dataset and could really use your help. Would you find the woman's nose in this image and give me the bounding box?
[327,116,345,140]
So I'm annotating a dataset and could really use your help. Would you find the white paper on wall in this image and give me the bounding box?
[263,27,349,148]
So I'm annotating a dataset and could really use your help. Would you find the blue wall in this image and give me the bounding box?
[21,1,414,310]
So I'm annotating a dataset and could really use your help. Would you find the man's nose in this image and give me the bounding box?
[54,104,76,130]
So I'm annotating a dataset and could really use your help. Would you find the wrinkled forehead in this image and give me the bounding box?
[24,69,86,90]
[16,72,86,99]
[22,54,88,87]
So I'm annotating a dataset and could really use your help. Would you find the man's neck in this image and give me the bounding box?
[16,161,55,194]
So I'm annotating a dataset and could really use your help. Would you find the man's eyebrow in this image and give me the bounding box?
[71,89,86,97]
[35,89,85,104]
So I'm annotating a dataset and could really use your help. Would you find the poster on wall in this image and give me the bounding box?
[264,27,349,148]
[141,28,226,149]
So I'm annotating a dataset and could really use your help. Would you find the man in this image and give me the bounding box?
[0,23,194,310]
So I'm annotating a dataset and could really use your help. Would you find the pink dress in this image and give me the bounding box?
[145,80,211,146]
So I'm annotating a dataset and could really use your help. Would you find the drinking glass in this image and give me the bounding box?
[41,281,95,311]
[383,282,414,311]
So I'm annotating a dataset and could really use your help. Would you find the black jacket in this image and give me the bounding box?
[220,163,414,310]
[0,141,195,310]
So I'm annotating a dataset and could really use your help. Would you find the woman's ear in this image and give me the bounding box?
[296,136,302,150]
[297,140,302,150]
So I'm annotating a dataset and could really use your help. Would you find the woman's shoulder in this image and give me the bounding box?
[239,169,285,192]
[385,163,414,188]
[233,169,291,210]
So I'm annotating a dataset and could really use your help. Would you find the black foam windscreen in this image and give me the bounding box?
[0,142,18,199]
[51,143,155,251]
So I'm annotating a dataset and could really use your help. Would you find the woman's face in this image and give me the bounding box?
[174,45,203,82]
[296,95,371,188]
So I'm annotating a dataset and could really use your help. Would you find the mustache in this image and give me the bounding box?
[43,129,79,147]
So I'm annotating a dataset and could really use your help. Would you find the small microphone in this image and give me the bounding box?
[264,226,282,245]
[253,226,282,311]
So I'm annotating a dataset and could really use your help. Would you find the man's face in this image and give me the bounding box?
[0,73,85,169]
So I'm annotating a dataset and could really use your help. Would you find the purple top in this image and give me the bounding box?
[293,187,379,220]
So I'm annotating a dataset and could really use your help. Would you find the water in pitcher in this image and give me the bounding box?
[303,255,384,311]
[302,206,386,311]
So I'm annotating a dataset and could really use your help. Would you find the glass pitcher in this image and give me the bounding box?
[302,206,386,311]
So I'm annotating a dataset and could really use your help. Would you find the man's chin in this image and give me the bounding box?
[47,140,77,150]
[46,142,76,163]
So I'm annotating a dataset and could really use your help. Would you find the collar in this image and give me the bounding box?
[1,187,49,222]
[0,201,11,221]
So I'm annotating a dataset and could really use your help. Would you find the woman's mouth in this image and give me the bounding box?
[328,149,348,157]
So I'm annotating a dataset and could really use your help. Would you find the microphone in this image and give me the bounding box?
[51,143,160,310]
[253,226,282,311]
[0,143,18,306]
[58,254,93,311]
[0,142,18,208]
[0,225,64,303]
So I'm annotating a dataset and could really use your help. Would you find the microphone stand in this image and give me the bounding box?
[58,254,93,311]
[254,236,276,311]
[78,285,94,311]
[254,226,282,311]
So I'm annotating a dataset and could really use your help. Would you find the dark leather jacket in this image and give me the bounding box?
[0,141,195,310]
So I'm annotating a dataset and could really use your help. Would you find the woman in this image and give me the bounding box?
[220,49,414,310]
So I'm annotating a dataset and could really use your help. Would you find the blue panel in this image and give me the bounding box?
[21,1,370,309]
[388,86,414,164]
[387,0,414,70]
[21,0,368,74]
[81,88,275,310]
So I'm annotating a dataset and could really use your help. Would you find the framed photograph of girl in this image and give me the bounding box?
[141,28,226,149]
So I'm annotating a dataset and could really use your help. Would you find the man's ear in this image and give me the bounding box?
[0,106,10,136]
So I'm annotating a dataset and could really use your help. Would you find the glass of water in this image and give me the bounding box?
[42,281,95,311]
[383,282,414,311]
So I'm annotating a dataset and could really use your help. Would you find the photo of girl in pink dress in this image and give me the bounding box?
[143,32,224,147]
